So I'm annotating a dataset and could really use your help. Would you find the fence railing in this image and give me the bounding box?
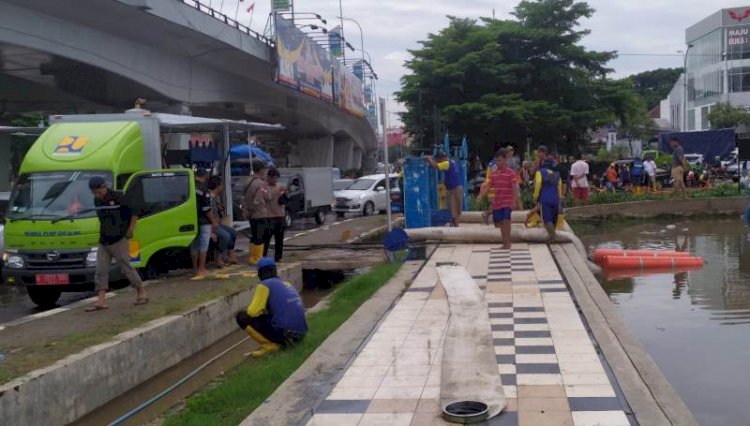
[178,0,274,46]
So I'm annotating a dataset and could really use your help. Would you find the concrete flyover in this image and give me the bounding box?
[0,0,377,170]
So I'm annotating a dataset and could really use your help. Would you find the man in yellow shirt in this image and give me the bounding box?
[235,258,307,357]
[426,152,464,226]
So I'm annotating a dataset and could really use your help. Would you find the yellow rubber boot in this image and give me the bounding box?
[247,244,264,266]
[244,325,281,358]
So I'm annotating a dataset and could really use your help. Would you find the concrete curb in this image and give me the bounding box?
[0,264,302,426]
[241,252,431,426]
[551,244,698,426]
[566,196,747,219]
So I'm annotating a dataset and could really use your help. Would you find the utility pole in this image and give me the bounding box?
[383,98,392,231]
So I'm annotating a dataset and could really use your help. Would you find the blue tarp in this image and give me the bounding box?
[229,144,274,164]
[659,129,735,160]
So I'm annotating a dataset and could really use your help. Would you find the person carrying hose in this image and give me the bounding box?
[235,258,307,357]
[533,152,563,242]
[426,151,464,227]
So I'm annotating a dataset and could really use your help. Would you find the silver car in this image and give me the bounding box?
[333,174,399,217]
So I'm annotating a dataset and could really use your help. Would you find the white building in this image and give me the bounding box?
[661,6,750,132]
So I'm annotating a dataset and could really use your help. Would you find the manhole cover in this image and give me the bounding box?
[442,400,489,424]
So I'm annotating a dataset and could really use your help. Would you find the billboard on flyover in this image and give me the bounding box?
[275,16,333,102]
[340,66,366,117]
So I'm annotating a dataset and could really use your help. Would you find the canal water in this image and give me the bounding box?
[576,217,750,426]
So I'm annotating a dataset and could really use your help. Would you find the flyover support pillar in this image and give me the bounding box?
[296,135,334,167]
[333,138,355,170]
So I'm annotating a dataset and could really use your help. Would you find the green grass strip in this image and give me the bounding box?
[164,263,403,426]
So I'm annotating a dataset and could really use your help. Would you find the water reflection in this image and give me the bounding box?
[578,218,750,426]
[585,219,750,320]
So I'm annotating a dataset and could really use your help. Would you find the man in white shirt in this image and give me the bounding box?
[570,152,589,205]
[643,156,657,192]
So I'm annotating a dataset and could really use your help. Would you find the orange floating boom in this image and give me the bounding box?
[601,255,704,270]
[594,249,692,264]
[604,265,703,281]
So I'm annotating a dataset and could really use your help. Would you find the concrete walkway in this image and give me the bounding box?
[305,228,631,425]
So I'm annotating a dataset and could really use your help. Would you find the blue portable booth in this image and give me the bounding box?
[403,133,469,228]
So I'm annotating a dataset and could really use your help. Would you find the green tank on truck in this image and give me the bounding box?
[2,116,199,308]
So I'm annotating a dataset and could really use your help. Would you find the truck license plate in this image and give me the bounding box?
[36,274,70,285]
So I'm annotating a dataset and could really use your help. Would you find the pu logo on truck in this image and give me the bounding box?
[54,136,90,155]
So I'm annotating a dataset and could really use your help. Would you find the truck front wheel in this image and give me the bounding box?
[314,209,326,224]
[27,286,61,309]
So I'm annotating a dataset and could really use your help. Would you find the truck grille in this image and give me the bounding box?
[24,251,88,270]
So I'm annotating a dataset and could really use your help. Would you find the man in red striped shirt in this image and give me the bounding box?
[477,148,517,249]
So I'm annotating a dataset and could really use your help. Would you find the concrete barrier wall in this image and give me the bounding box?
[566,197,748,219]
[0,264,301,426]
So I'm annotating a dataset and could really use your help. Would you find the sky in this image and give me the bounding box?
[209,0,746,124]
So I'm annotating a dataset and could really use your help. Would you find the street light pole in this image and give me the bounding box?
[383,97,392,231]
[338,16,365,65]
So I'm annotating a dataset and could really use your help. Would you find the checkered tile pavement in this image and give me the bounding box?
[306,238,633,426]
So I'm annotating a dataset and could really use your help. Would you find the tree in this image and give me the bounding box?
[707,102,750,129]
[624,68,683,110]
[388,144,406,162]
[397,0,632,158]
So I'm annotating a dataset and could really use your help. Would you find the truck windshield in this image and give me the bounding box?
[8,171,113,221]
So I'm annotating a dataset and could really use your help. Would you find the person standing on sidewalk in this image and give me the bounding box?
[570,153,590,205]
[426,151,464,227]
[263,168,287,263]
[670,137,689,198]
[86,177,147,311]
[242,160,270,265]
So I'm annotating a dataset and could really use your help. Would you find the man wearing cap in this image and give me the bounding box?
[87,177,147,311]
[235,257,307,357]
[426,152,464,227]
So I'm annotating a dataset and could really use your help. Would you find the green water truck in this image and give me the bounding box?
[2,110,278,307]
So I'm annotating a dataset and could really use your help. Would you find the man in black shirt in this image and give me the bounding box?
[191,170,218,276]
[86,177,147,311]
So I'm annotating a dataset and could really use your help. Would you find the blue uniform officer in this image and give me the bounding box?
[235,258,308,357]
[533,159,563,242]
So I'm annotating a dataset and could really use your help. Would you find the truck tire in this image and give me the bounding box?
[285,210,294,228]
[314,209,326,224]
[27,286,61,309]
[363,201,374,217]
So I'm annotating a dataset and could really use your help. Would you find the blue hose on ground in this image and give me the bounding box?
[108,336,250,426]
